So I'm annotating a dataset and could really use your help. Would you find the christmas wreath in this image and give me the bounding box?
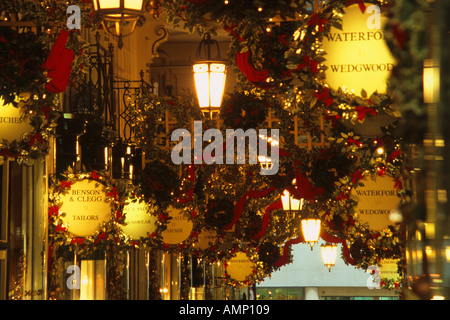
[205,197,235,230]
[138,160,181,208]
[220,91,271,130]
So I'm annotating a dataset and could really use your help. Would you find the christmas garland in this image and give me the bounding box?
[163,0,309,34]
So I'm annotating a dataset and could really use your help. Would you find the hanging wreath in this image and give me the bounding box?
[220,91,271,130]
[138,160,181,208]
[205,197,235,230]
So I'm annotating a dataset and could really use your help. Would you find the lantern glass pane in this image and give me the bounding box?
[281,190,302,211]
[99,0,120,9]
[321,245,337,266]
[193,64,210,108]
[301,219,321,243]
[124,0,144,10]
[209,70,226,107]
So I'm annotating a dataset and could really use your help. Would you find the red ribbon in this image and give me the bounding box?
[44,29,75,93]
[252,199,283,240]
[274,236,304,268]
[225,24,274,88]
[346,0,367,13]
[286,165,325,201]
[223,186,277,231]
[235,51,274,89]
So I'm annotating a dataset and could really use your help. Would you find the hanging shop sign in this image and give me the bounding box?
[0,99,34,142]
[160,206,194,245]
[121,200,158,240]
[350,175,401,231]
[321,3,394,95]
[193,229,218,250]
[380,258,400,281]
[225,252,256,282]
[59,179,113,237]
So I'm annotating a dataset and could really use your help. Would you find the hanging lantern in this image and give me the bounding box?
[93,0,148,49]
[281,189,304,213]
[193,33,227,119]
[321,243,338,271]
[301,218,321,250]
[281,178,303,213]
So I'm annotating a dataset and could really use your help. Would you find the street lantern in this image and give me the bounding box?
[301,218,321,250]
[281,189,304,213]
[321,243,338,271]
[193,33,227,119]
[93,0,147,49]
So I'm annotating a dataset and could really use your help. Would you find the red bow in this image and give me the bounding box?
[91,170,100,180]
[387,150,402,162]
[60,180,72,190]
[315,87,333,107]
[307,13,327,32]
[94,232,107,244]
[355,106,377,121]
[298,54,319,74]
[55,224,66,233]
[48,205,60,217]
[71,237,85,245]
[352,169,363,184]
[29,133,43,146]
[346,0,367,13]
[40,106,52,119]
[107,187,119,201]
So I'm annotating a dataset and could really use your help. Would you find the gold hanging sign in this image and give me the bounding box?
[121,200,158,240]
[321,3,394,95]
[59,179,113,237]
[350,175,401,231]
